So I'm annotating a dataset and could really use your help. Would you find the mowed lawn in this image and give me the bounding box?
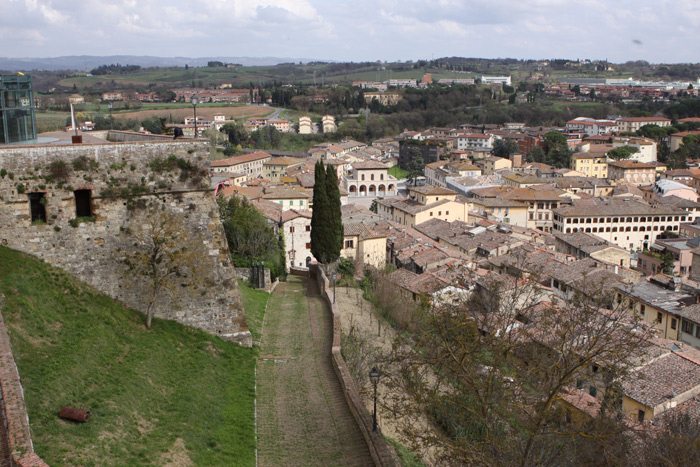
[0,246,256,466]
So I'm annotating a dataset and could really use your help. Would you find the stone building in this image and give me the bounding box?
[344,160,397,197]
[0,141,251,345]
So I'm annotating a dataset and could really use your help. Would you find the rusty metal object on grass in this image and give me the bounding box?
[59,406,90,422]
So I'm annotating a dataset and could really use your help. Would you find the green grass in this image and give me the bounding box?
[386,438,425,467]
[0,246,256,466]
[237,280,270,341]
[388,166,409,179]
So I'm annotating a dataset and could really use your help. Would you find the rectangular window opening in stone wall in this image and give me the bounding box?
[29,192,46,223]
[74,189,92,218]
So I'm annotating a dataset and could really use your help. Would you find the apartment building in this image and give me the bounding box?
[553,198,688,251]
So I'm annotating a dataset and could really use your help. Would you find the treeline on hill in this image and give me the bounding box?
[90,64,142,75]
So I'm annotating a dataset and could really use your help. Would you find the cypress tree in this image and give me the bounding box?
[325,164,343,263]
[310,160,329,263]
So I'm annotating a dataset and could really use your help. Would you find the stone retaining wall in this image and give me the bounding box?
[310,266,397,467]
[0,296,48,467]
[0,141,250,346]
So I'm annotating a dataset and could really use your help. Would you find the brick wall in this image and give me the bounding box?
[0,296,48,467]
[311,266,397,467]
[0,141,250,346]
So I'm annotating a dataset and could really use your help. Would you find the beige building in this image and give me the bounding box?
[570,153,608,178]
[261,186,310,211]
[322,115,336,133]
[344,160,398,197]
[364,92,401,106]
[469,197,529,228]
[607,160,656,185]
[340,223,387,270]
[268,119,291,132]
[615,116,671,133]
[376,185,469,227]
[482,156,513,175]
[263,156,304,183]
[298,116,313,134]
[210,151,272,177]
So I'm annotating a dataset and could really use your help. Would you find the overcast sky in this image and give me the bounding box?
[3,0,699,63]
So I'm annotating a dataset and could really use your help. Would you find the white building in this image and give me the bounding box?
[481,76,512,86]
[612,136,657,163]
[281,209,315,269]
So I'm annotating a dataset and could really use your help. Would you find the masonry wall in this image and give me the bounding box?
[0,141,251,345]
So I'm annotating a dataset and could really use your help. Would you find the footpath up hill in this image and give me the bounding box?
[0,246,256,466]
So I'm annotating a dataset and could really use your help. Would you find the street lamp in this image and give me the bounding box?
[191,95,199,138]
[369,366,380,433]
[108,101,113,130]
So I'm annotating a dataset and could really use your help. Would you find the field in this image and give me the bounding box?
[112,104,272,122]
[35,104,274,133]
[0,246,256,466]
[388,166,409,179]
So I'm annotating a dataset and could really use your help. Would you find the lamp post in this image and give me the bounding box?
[108,101,113,130]
[369,366,380,433]
[191,95,199,138]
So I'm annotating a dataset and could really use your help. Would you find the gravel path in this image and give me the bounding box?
[256,275,373,467]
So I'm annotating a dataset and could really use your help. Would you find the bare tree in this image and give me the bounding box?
[121,203,207,329]
[382,266,654,466]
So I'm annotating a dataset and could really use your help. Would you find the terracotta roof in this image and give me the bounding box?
[352,160,388,170]
[623,350,700,409]
[265,156,304,166]
[280,209,312,223]
[262,186,309,200]
[555,198,687,217]
[408,185,457,196]
[210,151,272,167]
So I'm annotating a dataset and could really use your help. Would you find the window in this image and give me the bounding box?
[637,410,645,423]
[28,193,46,223]
[671,318,678,330]
[657,312,663,324]
[446,211,449,215]
[305,225,310,232]
[589,386,597,398]
[683,320,694,335]
[306,242,311,249]
[640,304,646,316]
[74,189,92,217]
[345,239,354,248]
[430,212,433,216]
[289,226,295,233]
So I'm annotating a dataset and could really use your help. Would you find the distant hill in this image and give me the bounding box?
[0,55,323,72]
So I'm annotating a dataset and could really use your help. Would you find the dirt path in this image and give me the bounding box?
[256,276,373,467]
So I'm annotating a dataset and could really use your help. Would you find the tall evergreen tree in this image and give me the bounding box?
[325,164,344,263]
[310,160,329,263]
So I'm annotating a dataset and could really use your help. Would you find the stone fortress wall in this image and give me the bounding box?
[0,141,250,346]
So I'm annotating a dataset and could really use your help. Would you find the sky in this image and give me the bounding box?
[3,0,700,64]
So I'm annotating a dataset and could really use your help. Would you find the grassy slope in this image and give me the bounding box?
[237,280,270,341]
[0,246,255,466]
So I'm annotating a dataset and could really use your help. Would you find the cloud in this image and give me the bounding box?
[255,5,298,23]
[0,0,698,63]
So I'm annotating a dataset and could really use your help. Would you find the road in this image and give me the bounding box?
[256,275,373,467]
